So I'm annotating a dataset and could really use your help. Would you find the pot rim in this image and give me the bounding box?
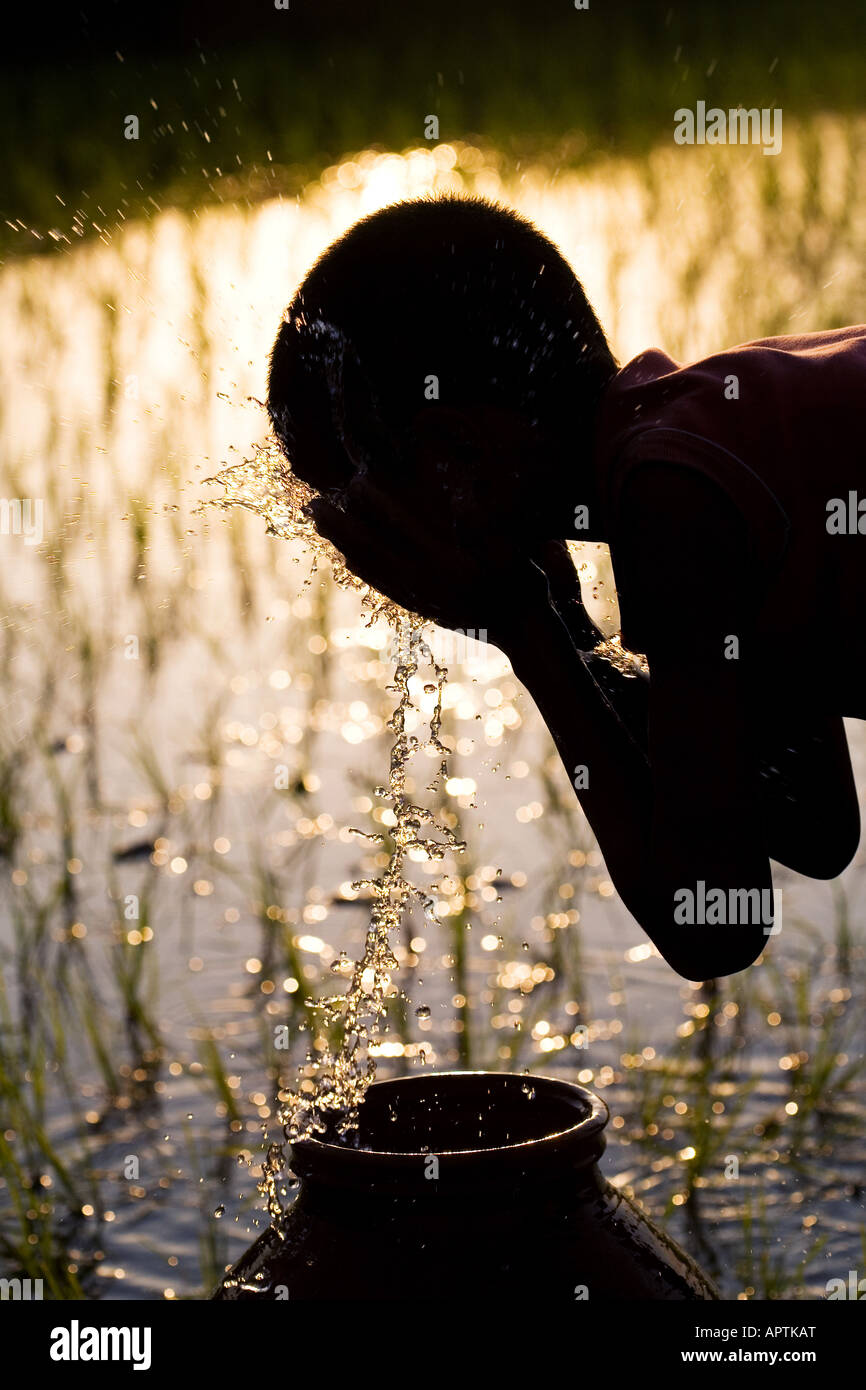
[289,1069,609,1174]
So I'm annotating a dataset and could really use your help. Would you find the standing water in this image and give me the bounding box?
[0,128,863,1298]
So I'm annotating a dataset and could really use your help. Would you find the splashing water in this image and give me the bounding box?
[203,437,464,1220]
[203,432,414,628]
[268,621,464,1151]
[589,634,648,678]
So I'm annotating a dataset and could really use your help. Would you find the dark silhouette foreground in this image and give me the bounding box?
[267,195,864,981]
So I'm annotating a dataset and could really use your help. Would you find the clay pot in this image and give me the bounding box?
[214,1070,718,1301]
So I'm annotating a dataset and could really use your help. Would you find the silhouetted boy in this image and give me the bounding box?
[267,195,863,981]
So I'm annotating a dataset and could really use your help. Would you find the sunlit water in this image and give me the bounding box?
[0,122,864,1299]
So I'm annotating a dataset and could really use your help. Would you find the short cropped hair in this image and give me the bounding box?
[268,194,615,491]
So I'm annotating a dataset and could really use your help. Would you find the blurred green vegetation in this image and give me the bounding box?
[2,0,866,257]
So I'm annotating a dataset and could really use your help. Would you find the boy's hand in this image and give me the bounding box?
[307,475,550,649]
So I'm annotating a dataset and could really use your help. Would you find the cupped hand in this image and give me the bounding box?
[307,474,550,647]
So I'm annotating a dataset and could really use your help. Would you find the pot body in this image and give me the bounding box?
[214,1073,717,1301]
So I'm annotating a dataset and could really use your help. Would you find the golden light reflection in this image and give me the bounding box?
[1,119,860,1281]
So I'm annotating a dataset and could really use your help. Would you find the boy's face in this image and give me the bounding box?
[286,394,571,560]
[400,403,567,550]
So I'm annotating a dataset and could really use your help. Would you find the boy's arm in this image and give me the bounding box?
[538,538,651,757]
[539,542,860,882]
[611,462,860,884]
[503,606,771,980]
[501,464,772,980]
[750,710,859,879]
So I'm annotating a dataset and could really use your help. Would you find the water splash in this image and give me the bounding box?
[203,431,415,628]
[590,634,648,677]
[204,439,464,1219]
[271,622,462,1136]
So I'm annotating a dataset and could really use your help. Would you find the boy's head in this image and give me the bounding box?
[268,195,615,542]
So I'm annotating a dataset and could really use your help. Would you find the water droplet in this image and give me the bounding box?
[415,1005,431,1019]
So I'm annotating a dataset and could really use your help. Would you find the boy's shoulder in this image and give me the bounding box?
[598,322,866,437]
[594,325,866,653]
[597,325,866,465]
[596,325,866,471]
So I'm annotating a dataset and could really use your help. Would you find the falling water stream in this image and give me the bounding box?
[206,438,466,1217]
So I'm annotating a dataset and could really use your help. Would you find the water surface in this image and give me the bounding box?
[0,126,864,1299]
